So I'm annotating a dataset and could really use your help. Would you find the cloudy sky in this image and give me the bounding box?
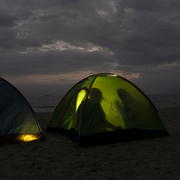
[1,0,180,96]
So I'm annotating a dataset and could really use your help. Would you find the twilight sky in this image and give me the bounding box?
[1,0,180,96]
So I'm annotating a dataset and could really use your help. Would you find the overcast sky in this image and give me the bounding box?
[1,0,180,96]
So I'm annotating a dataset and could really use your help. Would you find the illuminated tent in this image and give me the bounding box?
[0,77,45,143]
[46,73,168,146]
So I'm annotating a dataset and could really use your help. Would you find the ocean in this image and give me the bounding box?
[26,94,180,113]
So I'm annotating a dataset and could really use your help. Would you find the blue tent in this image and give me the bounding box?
[0,77,45,143]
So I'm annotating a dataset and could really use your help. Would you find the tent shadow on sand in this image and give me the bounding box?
[0,77,45,144]
[46,73,169,147]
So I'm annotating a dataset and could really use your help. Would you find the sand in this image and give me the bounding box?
[0,108,180,180]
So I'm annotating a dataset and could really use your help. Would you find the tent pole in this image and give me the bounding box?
[76,75,98,147]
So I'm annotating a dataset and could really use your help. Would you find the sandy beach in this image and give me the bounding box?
[0,108,180,180]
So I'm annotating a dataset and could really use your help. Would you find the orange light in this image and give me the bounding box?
[20,134,38,142]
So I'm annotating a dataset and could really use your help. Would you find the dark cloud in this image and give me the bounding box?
[0,0,180,95]
[0,12,15,27]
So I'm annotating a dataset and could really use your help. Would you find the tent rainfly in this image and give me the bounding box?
[0,77,45,143]
[46,73,168,146]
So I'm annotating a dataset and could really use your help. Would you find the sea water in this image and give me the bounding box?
[148,94,180,109]
[26,95,63,113]
[26,94,180,113]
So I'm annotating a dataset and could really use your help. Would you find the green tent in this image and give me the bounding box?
[46,73,168,146]
[0,77,45,143]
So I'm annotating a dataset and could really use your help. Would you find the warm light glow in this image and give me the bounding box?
[109,70,140,80]
[5,70,140,86]
[76,89,87,111]
[21,134,38,142]
[4,71,96,85]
